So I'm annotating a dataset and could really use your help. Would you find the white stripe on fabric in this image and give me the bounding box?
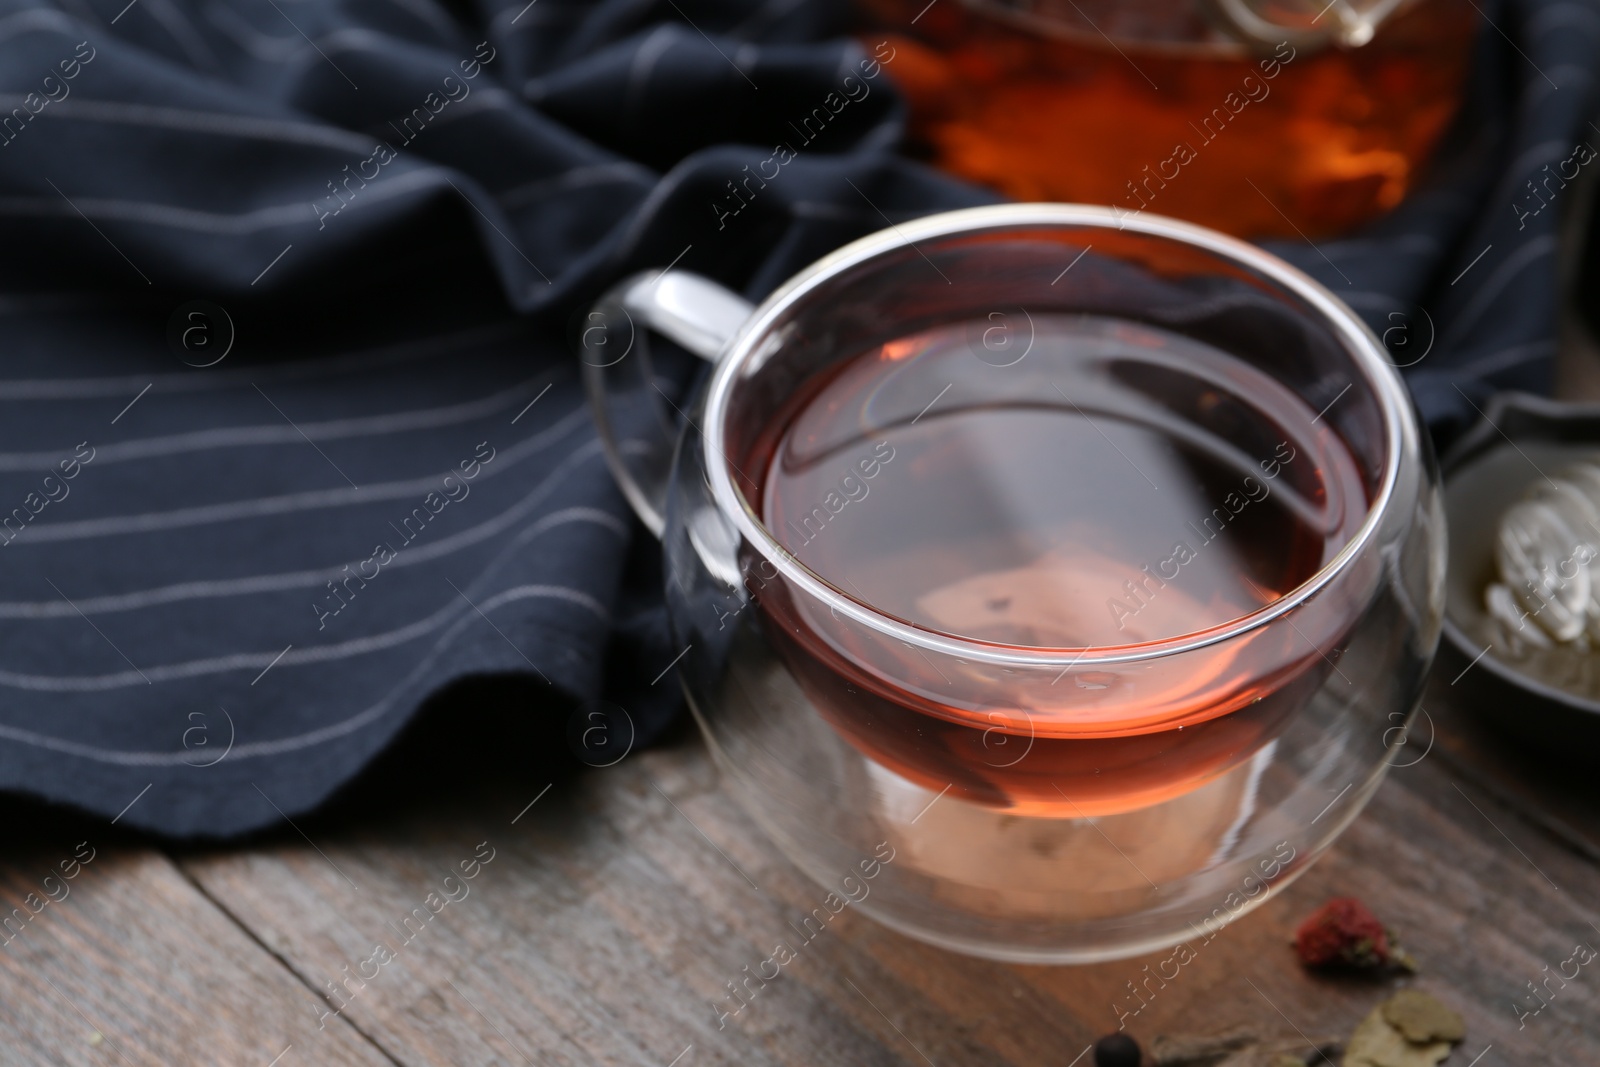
[498,160,654,206]
[0,581,607,692]
[0,490,630,690]
[1506,138,1580,184]
[377,0,461,41]
[492,0,586,36]
[399,87,522,129]
[0,373,560,470]
[0,321,522,400]
[732,0,811,35]
[1455,339,1558,379]
[1334,291,1410,310]
[0,98,381,153]
[0,292,144,316]
[142,0,222,72]
[11,403,590,544]
[0,454,613,618]
[627,25,681,120]
[1441,235,1559,346]
[204,4,302,61]
[53,0,100,27]
[0,8,76,45]
[0,719,191,766]
[497,162,654,209]
[789,201,877,223]
[831,40,858,81]
[1529,2,1600,38]
[612,154,711,262]
[291,25,497,76]
[1320,234,1440,261]
[0,193,307,235]
[1523,65,1594,111]
[0,166,454,236]
[0,582,596,764]
[151,583,568,756]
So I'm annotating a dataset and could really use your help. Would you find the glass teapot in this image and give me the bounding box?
[859,0,1478,237]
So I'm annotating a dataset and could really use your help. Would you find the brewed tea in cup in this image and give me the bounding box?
[585,205,1441,960]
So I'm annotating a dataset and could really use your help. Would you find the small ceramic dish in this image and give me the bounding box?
[1439,392,1600,764]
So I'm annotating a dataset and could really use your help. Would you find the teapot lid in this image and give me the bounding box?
[959,0,1413,54]
[1197,0,1407,48]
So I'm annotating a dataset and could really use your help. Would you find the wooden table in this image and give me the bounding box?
[2,670,1596,1066]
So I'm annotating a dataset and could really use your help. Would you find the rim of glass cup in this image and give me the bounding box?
[700,203,1410,668]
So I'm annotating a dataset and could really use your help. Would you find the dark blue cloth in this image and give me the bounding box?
[0,0,1589,835]
[1262,0,1600,435]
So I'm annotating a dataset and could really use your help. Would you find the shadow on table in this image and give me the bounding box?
[0,675,697,853]
[13,658,1589,858]
[1422,668,1600,860]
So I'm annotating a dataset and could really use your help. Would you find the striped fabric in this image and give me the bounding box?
[0,0,1589,835]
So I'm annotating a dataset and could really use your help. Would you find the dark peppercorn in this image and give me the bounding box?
[1094,1032,1142,1067]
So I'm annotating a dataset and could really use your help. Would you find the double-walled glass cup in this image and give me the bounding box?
[584,205,1443,962]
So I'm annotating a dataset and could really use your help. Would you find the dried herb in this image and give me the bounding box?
[1153,1027,1257,1065]
[1380,990,1465,1044]
[1341,992,1462,1067]
[1152,1029,1339,1067]
[1294,898,1414,971]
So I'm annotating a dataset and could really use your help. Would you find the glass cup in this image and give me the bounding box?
[583,204,1443,962]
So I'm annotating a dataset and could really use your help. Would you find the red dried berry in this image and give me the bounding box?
[1294,897,1392,969]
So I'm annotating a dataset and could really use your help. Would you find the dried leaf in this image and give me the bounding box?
[1215,1037,1341,1067]
[1154,1031,1341,1067]
[1153,1028,1259,1066]
[1341,1005,1451,1067]
[1214,1049,1289,1067]
[1381,990,1464,1044]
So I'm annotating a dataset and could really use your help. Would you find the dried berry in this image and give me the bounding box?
[1294,897,1396,970]
[1094,1032,1143,1067]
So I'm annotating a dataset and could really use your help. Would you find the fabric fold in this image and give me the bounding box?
[0,0,1589,835]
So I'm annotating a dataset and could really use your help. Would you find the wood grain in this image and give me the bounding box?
[176,707,1600,1067]
[0,825,388,1066]
[0,677,1590,1066]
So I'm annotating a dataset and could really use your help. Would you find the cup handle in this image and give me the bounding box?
[581,271,754,538]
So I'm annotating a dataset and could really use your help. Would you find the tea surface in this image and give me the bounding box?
[748,314,1372,812]
[759,315,1367,649]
